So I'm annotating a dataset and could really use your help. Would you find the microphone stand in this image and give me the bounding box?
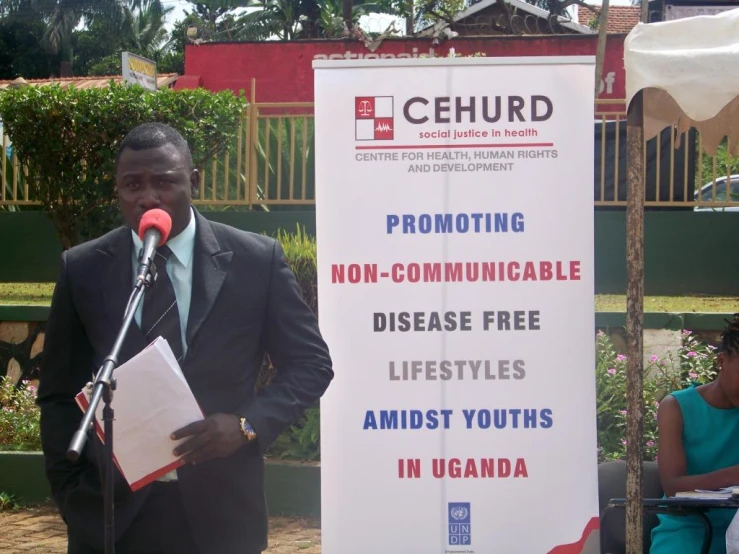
[66,254,157,554]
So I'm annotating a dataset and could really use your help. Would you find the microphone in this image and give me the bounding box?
[135,209,172,287]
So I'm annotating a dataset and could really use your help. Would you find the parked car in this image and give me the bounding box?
[694,174,739,211]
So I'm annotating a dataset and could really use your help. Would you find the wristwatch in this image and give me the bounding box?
[239,417,257,442]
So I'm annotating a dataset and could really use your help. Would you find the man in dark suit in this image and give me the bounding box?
[37,122,333,554]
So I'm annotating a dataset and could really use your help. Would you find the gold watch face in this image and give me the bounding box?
[240,418,256,439]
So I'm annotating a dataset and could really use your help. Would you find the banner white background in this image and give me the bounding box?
[314,57,598,554]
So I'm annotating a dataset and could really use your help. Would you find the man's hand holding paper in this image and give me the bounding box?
[170,413,247,465]
[76,337,204,491]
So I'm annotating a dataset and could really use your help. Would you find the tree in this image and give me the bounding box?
[0,83,247,248]
[126,0,173,55]
[343,0,352,30]
[0,17,57,79]
[7,0,177,77]
[524,0,592,16]
[153,9,241,73]
[310,0,397,38]
[70,0,178,76]
[155,15,204,74]
[9,0,129,75]
[594,0,609,96]
[414,0,464,29]
[415,0,598,35]
[178,0,342,40]
[70,20,119,76]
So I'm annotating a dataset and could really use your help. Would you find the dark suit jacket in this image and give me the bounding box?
[37,210,333,554]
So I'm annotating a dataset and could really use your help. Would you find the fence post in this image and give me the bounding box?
[625,89,645,554]
[248,79,259,208]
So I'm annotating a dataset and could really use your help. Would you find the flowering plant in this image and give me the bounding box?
[596,330,718,462]
[0,376,41,451]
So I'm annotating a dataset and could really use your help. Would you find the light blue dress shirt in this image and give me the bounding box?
[130,208,196,357]
[130,208,196,482]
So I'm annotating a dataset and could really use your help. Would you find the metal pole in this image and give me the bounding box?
[625,90,645,554]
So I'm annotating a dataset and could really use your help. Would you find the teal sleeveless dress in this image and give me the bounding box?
[650,384,739,554]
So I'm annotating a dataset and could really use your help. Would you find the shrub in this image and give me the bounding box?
[276,225,317,316]
[268,404,320,462]
[596,330,718,462]
[0,491,22,511]
[0,376,40,451]
[699,138,739,190]
[0,82,246,248]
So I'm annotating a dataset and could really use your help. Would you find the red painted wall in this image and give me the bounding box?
[177,35,626,106]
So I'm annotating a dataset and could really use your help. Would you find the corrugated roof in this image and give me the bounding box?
[0,73,179,90]
[578,5,641,33]
[418,0,596,36]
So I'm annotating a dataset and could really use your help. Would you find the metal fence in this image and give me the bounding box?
[593,100,738,209]
[2,99,738,210]
[0,132,36,207]
[192,99,316,208]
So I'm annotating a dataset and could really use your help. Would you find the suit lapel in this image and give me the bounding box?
[186,211,233,349]
[99,227,148,353]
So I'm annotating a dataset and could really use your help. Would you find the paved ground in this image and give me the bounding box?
[0,504,321,553]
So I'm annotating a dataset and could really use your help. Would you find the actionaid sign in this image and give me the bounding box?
[313,45,440,60]
[178,36,626,105]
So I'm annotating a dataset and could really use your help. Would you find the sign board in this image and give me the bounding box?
[122,52,157,91]
[314,57,599,554]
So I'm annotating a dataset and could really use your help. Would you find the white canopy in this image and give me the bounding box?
[624,7,739,155]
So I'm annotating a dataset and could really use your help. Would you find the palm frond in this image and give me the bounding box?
[42,5,78,54]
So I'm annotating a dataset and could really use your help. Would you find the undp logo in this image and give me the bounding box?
[448,502,471,546]
[354,96,394,141]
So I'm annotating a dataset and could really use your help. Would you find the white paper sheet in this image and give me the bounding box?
[76,337,204,490]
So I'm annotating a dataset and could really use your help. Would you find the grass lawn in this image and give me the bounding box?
[595,295,739,313]
[0,283,738,313]
[0,283,55,306]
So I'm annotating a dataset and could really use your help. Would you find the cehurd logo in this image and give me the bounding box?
[448,502,471,546]
[355,96,394,141]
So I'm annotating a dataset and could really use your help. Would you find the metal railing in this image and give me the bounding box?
[193,83,316,208]
[593,100,739,208]
[0,132,37,207]
[2,96,738,210]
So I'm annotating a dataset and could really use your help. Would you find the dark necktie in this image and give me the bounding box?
[141,245,183,361]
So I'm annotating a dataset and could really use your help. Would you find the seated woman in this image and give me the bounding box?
[651,316,739,554]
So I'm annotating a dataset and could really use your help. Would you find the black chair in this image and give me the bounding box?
[599,460,663,554]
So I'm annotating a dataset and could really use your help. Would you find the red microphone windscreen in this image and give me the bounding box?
[138,209,172,246]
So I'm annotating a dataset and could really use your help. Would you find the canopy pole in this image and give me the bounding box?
[625,90,645,554]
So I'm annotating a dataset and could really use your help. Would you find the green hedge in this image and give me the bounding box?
[0,83,246,249]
